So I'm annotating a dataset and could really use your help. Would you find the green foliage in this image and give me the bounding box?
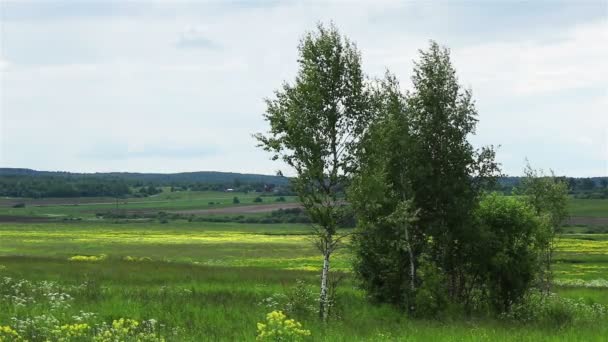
[403,42,499,300]
[349,74,420,309]
[0,168,290,198]
[519,163,569,292]
[413,256,449,318]
[474,194,545,312]
[503,290,607,327]
[351,41,500,312]
[0,173,131,198]
[254,197,263,203]
[255,22,372,320]
[519,164,569,229]
[259,280,317,319]
[233,196,240,204]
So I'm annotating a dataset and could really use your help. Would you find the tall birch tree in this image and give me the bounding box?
[255,23,371,321]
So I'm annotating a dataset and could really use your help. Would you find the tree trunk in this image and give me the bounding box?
[319,250,331,322]
[404,225,416,292]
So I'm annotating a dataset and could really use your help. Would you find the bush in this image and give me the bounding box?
[260,280,316,319]
[254,197,263,203]
[473,194,545,312]
[276,196,286,202]
[503,290,608,327]
[414,256,449,318]
[233,196,240,204]
[12,203,26,208]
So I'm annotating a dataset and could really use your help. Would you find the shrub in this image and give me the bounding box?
[254,197,263,203]
[414,257,448,318]
[276,196,286,202]
[472,194,545,312]
[503,290,608,327]
[256,311,310,341]
[12,203,26,208]
[233,196,240,204]
[260,280,316,319]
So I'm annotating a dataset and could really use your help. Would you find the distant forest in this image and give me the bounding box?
[0,168,606,199]
[0,168,290,198]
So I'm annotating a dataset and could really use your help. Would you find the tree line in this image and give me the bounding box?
[1,168,601,199]
[0,169,292,198]
[256,23,570,321]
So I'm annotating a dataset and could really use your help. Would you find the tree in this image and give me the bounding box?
[350,74,421,310]
[255,23,371,321]
[351,42,499,312]
[401,41,499,301]
[519,162,568,292]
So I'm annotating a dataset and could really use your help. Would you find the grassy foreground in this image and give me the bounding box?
[0,221,607,341]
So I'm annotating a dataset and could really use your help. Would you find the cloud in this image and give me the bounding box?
[452,20,608,97]
[176,27,221,49]
[81,142,218,160]
[0,58,10,70]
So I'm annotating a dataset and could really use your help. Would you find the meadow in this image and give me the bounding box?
[0,193,607,341]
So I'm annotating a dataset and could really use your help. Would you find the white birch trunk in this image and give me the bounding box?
[405,225,416,292]
[319,250,331,321]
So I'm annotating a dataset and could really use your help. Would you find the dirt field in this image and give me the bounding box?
[174,202,303,215]
[567,216,608,227]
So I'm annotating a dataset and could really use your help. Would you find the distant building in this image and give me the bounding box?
[225,188,234,192]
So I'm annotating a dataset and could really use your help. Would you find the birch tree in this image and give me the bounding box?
[255,23,371,321]
[350,74,421,311]
[519,162,568,293]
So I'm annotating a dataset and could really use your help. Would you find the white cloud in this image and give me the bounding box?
[453,20,608,97]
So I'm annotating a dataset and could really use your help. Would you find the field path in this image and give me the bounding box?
[174,202,303,215]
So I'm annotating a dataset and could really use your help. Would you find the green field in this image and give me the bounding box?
[0,195,607,341]
[567,198,608,217]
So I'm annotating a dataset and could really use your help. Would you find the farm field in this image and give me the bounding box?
[0,196,607,341]
[1,192,605,220]
[0,191,299,220]
[566,198,608,217]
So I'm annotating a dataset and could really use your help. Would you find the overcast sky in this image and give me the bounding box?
[0,0,606,177]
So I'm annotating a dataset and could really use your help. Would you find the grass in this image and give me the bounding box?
[0,196,607,340]
[0,220,607,341]
[567,198,608,217]
[0,258,606,341]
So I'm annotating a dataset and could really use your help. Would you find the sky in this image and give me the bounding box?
[0,0,606,177]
